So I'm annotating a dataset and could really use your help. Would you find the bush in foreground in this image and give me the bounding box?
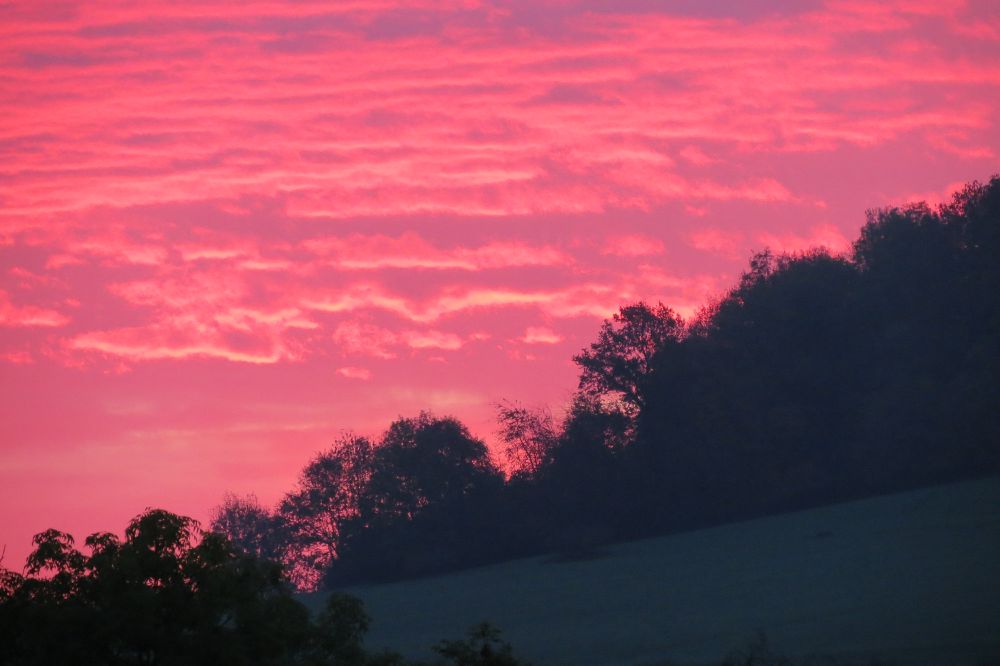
[0,509,397,666]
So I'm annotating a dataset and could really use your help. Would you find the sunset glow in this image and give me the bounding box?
[1,0,998,567]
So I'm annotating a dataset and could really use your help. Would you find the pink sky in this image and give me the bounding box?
[1,0,998,568]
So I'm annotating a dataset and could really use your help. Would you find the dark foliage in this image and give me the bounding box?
[432,623,531,666]
[278,434,376,589]
[495,401,558,480]
[210,492,282,563]
[632,177,1000,536]
[209,176,999,589]
[0,509,394,666]
[329,413,506,584]
[573,301,685,413]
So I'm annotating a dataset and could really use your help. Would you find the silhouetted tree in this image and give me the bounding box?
[0,509,393,665]
[939,177,1000,469]
[495,400,559,479]
[364,413,500,524]
[210,492,281,562]
[278,434,375,589]
[208,176,1000,587]
[330,413,505,583]
[573,302,685,413]
[845,178,1000,488]
[533,393,634,551]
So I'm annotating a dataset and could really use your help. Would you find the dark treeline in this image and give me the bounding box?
[210,176,1000,590]
[2,177,996,664]
[0,509,879,665]
[0,509,528,665]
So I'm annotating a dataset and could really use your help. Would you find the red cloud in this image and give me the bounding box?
[401,330,464,350]
[332,320,467,357]
[70,327,293,364]
[337,366,372,381]
[332,321,401,359]
[601,234,665,257]
[521,326,564,344]
[1,0,997,570]
[68,268,318,364]
[0,349,33,364]
[303,283,620,322]
[689,229,743,258]
[756,224,852,255]
[304,233,571,271]
[4,0,993,226]
[0,290,70,328]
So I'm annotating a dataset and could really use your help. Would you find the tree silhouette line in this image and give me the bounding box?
[0,510,900,665]
[0,509,527,665]
[1,176,997,664]
[206,176,1000,589]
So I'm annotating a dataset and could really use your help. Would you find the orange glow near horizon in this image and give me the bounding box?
[1,0,998,567]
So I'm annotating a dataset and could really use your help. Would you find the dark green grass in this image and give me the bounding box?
[305,477,1000,665]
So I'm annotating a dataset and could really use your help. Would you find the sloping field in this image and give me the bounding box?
[309,477,1000,665]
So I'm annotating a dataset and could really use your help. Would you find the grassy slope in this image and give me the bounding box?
[306,477,1000,665]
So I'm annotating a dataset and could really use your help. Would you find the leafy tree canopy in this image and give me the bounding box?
[573,302,684,411]
[0,509,389,666]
